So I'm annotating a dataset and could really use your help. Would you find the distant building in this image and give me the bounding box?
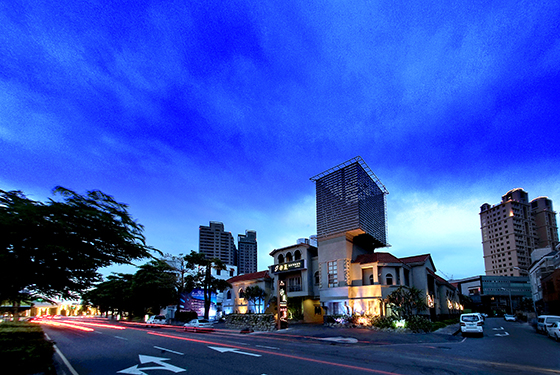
[199,221,237,267]
[237,230,257,275]
[480,189,559,277]
[452,275,532,314]
[529,246,560,315]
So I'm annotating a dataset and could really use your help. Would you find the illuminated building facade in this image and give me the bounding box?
[268,239,323,323]
[480,189,559,277]
[306,157,459,319]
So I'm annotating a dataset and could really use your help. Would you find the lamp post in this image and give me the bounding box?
[500,287,512,314]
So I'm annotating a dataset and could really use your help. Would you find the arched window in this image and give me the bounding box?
[294,250,301,260]
[314,271,320,284]
[386,273,393,285]
[278,254,284,264]
[239,288,245,299]
[226,290,232,299]
[286,252,293,262]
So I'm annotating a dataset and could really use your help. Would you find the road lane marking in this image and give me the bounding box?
[154,346,184,355]
[209,346,262,357]
[148,331,401,374]
[115,336,129,340]
[256,345,279,350]
[45,333,80,375]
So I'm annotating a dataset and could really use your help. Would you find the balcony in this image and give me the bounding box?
[288,285,302,292]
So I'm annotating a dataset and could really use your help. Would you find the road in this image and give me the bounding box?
[39,317,560,375]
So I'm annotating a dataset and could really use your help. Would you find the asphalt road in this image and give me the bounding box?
[40,317,560,375]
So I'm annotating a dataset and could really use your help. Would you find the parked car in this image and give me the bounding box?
[460,313,484,337]
[146,315,167,326]
[547,321,560,341]
[504,314,516,322]
[183,318,214,332]
[536,315,560,334]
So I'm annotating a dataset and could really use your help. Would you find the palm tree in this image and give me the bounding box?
[244,286,267,313]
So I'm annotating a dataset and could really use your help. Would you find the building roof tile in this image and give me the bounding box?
[227,270,270,284]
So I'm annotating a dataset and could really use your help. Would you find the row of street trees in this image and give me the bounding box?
[0,187,231,320]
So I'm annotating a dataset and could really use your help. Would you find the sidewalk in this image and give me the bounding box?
[268,322,462,346]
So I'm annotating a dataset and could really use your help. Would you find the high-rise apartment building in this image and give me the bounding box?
[199,221,237,266]
[237,230,257,275]
[480,189,558,277]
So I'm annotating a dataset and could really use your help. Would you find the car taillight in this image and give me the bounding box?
[477,322,483,326]
[460,322,465,326]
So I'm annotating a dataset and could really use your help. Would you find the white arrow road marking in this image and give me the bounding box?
[117,355,186,374]
[495,332,510,337]
[208,346,262,357]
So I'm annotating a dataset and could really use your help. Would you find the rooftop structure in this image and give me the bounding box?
[310,156,389,247]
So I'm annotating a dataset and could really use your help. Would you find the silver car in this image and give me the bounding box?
[183,318,214,332]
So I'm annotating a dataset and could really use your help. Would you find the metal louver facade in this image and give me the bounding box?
[310,157,388,246]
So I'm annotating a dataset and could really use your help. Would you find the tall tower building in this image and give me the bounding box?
[310,157,389,313]
[237,230,257,275]
[531,197,559,249]
[199,221,237,266]
[480,189,558,277]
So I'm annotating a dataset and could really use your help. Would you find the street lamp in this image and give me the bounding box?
[501,287,512,314]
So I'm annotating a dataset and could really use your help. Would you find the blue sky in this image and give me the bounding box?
[2,1,559,280]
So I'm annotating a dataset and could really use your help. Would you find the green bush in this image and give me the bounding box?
[406,315,432,333]
[0,322,54,374]
[371,316,395,329]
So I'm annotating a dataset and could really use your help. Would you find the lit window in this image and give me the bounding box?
[328,261,338,288]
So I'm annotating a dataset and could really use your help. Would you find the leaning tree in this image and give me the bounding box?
[0,187,157,318]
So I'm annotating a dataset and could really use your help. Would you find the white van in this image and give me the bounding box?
[146,315,167,326]
[460,313,484,337]
[536,315,560,334]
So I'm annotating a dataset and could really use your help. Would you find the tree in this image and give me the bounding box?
[183,251,231,319]
[244,286,267,313]
[385,286,427,319]
[0,187,156,317]
[131,260,178,316]
[82,273,134,317]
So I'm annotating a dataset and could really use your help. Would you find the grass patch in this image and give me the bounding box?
[0,322,55,374]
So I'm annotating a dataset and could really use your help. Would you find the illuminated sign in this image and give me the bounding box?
[270,259,306,274]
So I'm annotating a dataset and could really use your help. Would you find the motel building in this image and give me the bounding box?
[309,157,459,321]
[267,239,460,322]
[226,157,461,323]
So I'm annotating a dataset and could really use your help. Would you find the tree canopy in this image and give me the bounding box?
[0,187,157,306]
[183,251,231,319]
[84,260,177,317]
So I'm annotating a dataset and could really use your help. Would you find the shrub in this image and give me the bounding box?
[0,322,54,374]
[406,315,432,333]
[371,316,395,329]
